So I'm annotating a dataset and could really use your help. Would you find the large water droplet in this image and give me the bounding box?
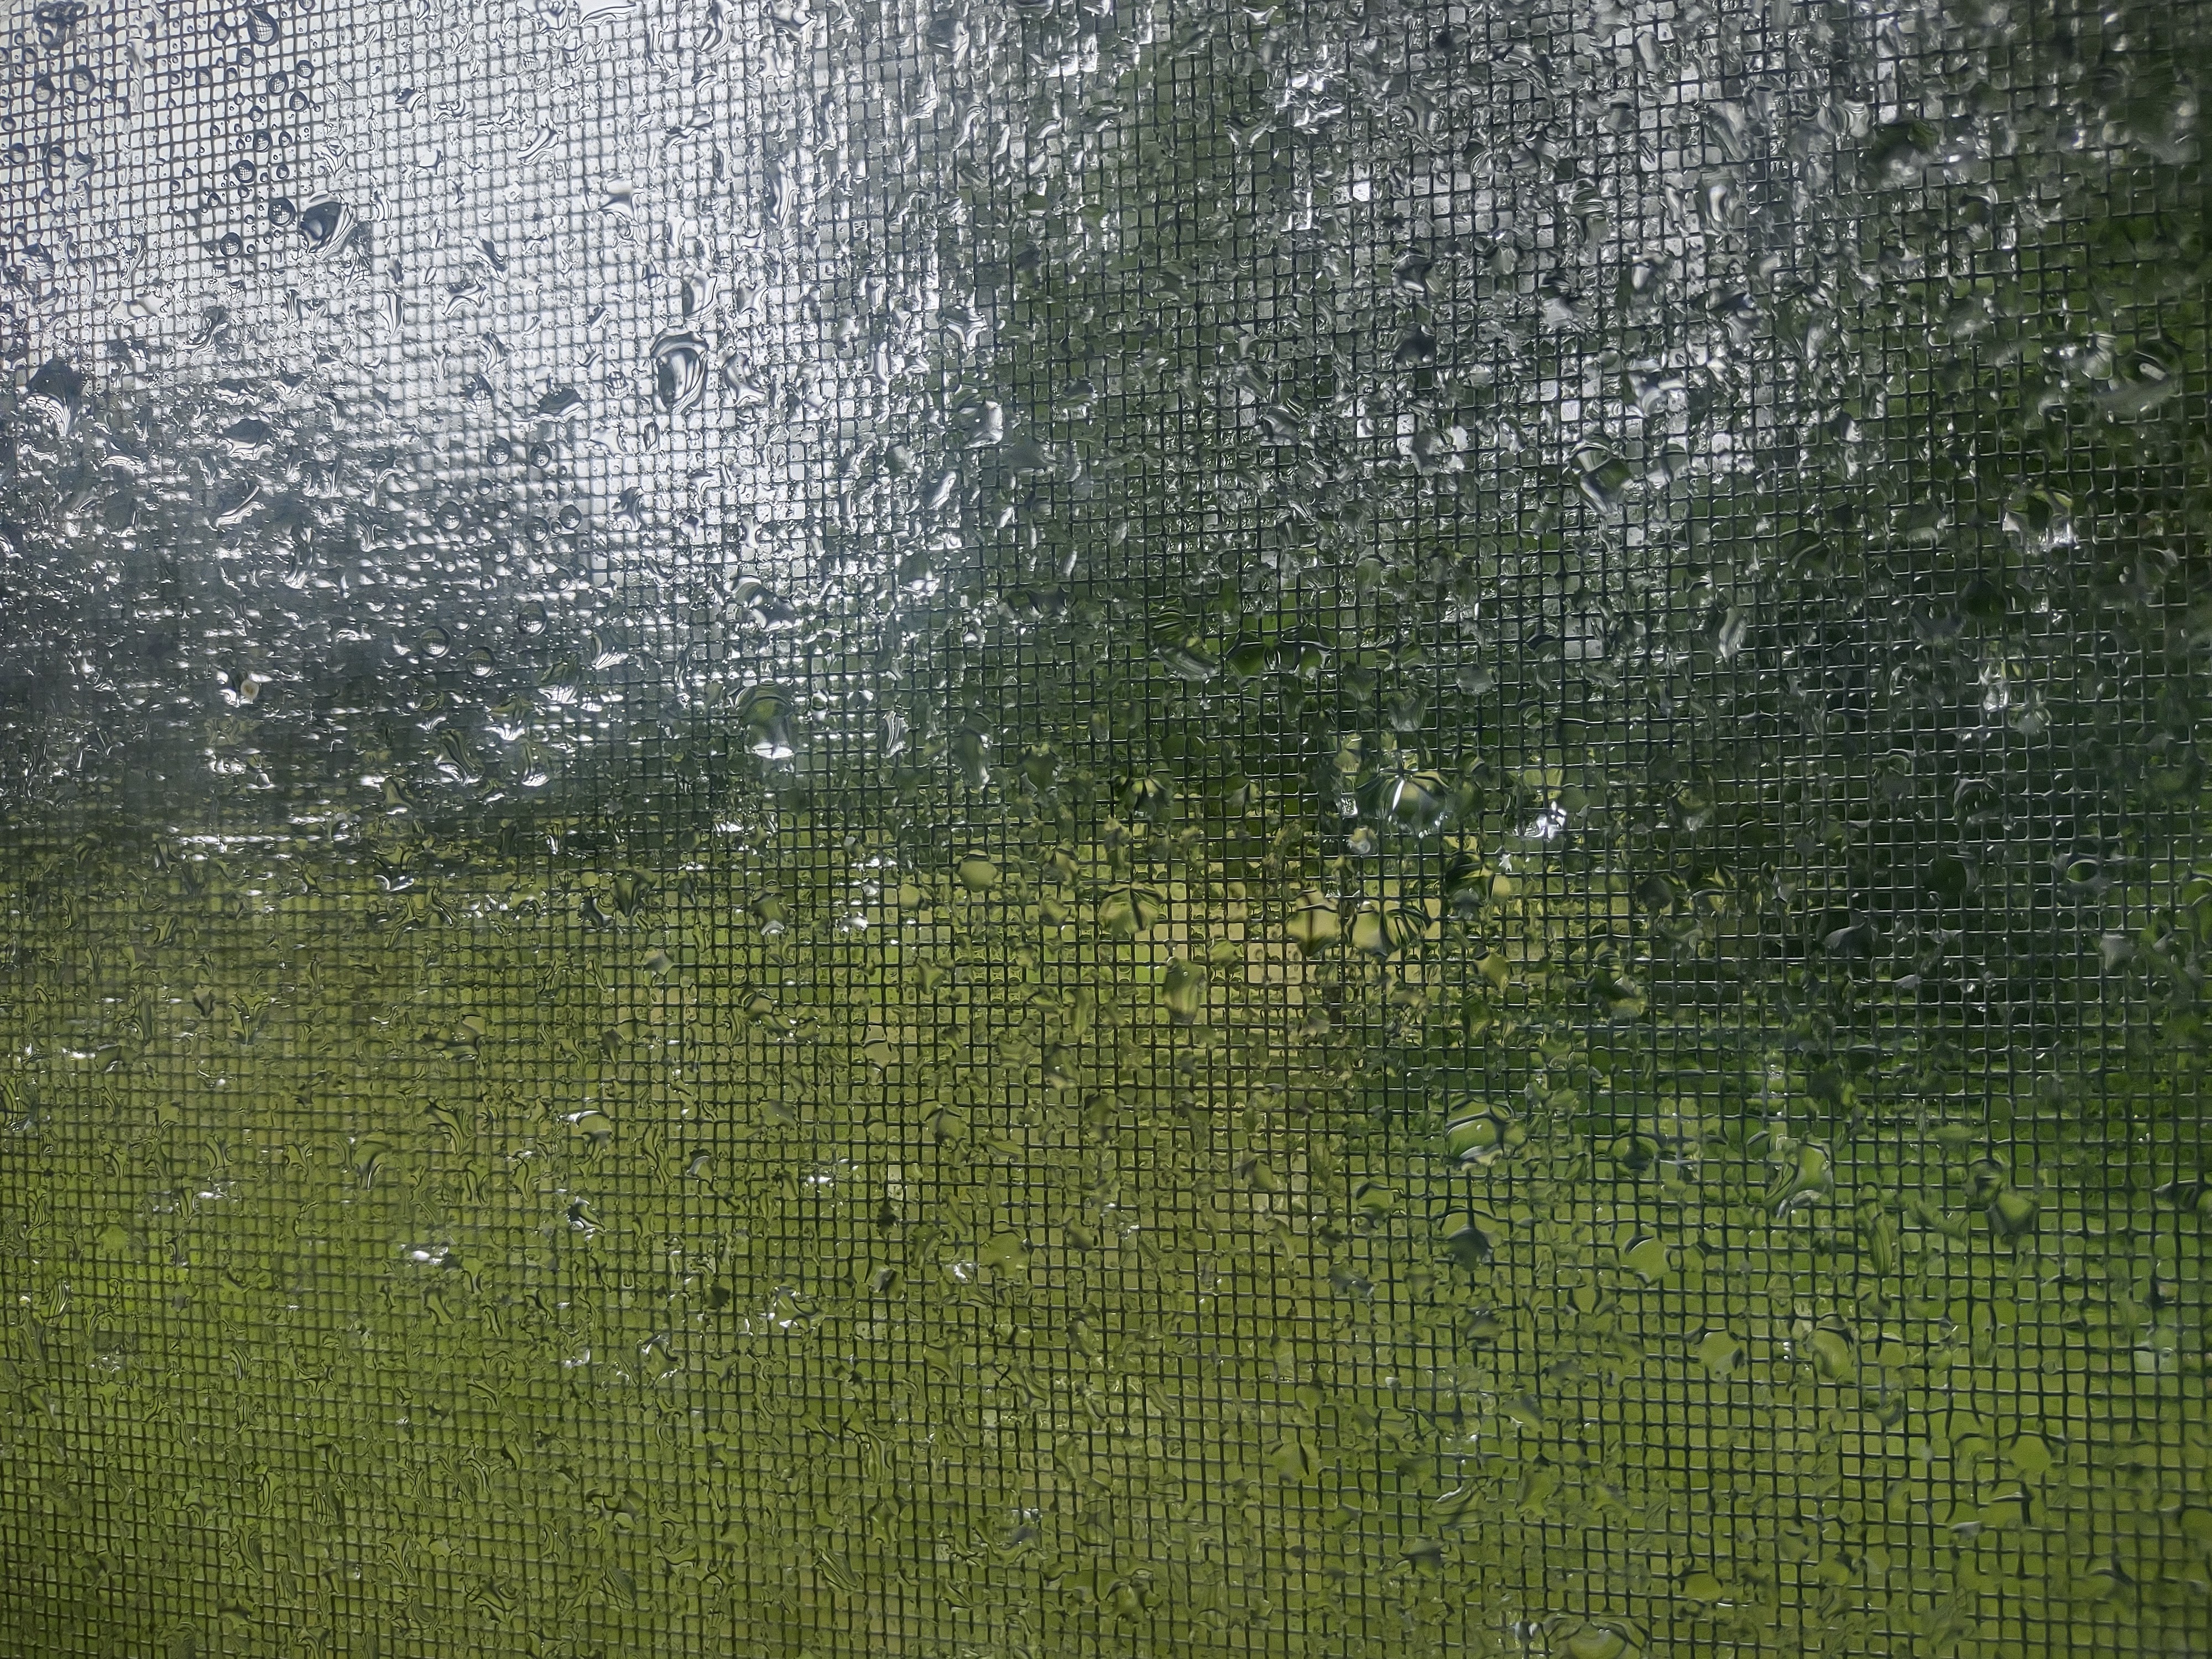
[1392,248,1434,293]
[1156,641,1219,682]
[25,358,83,434]
[1378,767,1452,835]
[1558,1623,1633,1659]
[1162,958,1207,1024]
[1286,891,1340,955]
[651,331,709,413]
[297,200,352,251]
[221,418,273,457]
[1097,886,1164,941]
[1443,1102,1526,1168]
[950,396,1004,447]
[736,683,796,760]
[952,727,992,787]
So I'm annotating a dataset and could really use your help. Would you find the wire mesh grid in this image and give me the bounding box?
[1,0,2209,1653]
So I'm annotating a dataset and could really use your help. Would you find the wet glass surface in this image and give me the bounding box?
[3,0,2211,1652]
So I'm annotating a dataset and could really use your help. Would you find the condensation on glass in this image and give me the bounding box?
[2,0,2208,1653]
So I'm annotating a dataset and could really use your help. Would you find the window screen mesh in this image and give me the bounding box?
[2,0,2210,1653]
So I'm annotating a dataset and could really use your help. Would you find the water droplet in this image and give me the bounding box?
[950,395,1004,447]
[1807,1327,1855,1382]
[213,477,260,525]
[651,331,709,413]
[1349,900,1422,957]
[1590,969,1646,1020]
[925,9,968,55]
[1267,1435,1319,1482]
[221,418,273,457]
[1620,1234,1672,1282]
[219,669,267,708]
[1557,1625,1633,1659]
[741,694,796,760]
[1286,891,1340,955]
[1442,1103,1525,1168]
[1989,1188,2039,1240]
[1378,768,1452,834]
[1162,958,1206,1023]
[952,727,992,787]
[297,199,351,251]
[25,358,84,433]
[1867,118,1938,181]
[537,386,583,418]
[1097,886,1164,941]
[1156,641,1219,682]
[32,2,86,51]
[1692,1330,1742,1378]
[956,856,1000,893]
[1438,1211,1495,1270]
[1392,248,1435,293]
[2008,1434,2053,1478]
